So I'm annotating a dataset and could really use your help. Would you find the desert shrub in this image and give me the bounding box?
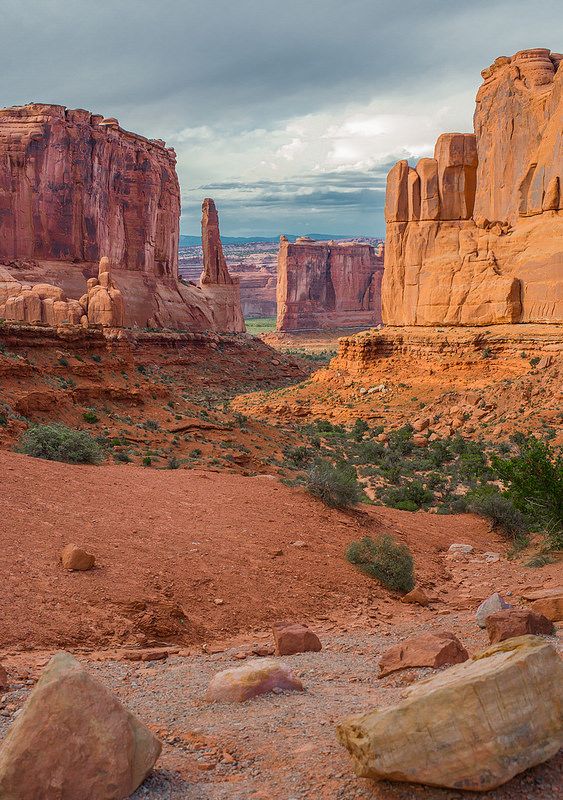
[144,419,160,431]
[467,490,528,541]
[142,455,152,466]
[0,413,7,426]
[167,456,180,469]
[305,460,361,509]
[113,451,131,463]
[284,445,311,467]
[393,499,419,512]
[383,480,434,510]
[346,534,415,592]
[91,354,102,363]
[525,553,556,568]
[492,436,563,549]
[82,411,99,424]
[351,418,369,441]
[387,425,413,456]
[18,424,103,465]
[353,440,385,465]
[459,442,490,480]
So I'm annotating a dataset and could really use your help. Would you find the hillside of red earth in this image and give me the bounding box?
[1,447,561,799]
[236,324,563,445]
[0,323,313,472]
[1,447,560,654]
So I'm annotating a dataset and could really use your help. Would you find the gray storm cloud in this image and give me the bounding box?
[2,0,562,235]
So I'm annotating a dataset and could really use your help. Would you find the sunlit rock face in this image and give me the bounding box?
[382,49,563,326]
[0,104,222,331]
[276,237,384,331]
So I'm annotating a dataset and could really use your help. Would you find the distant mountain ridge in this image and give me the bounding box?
[179,233,377,246]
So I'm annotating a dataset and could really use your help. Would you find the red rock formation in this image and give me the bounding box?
[382,48,563,326]
[276,237,384,331]
[0,104,231,331]
[199,199,245,333]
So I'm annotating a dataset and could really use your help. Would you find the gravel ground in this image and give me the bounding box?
[2,614,560,800]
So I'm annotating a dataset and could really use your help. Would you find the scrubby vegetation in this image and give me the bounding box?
[305,459,362,509]
[287,418,562,553]
[346,534,415,592]
[18,424,103,465]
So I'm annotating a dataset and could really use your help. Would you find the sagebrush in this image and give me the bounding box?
[346,534,415,592]
[305,460,361,509]
[18,424,103,465]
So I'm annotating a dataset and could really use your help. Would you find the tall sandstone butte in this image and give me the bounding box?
[0,104,242,331]
[199,198,245,332]
[382,48,563,326]
[276,237,384,331]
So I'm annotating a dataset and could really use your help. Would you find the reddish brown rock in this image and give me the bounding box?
[379,631,468,677]
[0,104,235,332]
[485,608,555,643]
[530,596,563,622]
[400,587,430,606]
[198,199,245,333]
[61,544,95,571]
[382,49,563,326]
[276,237,384,331]
[0,651,161,799]
[273,622,322,655]
[0,664,7,691]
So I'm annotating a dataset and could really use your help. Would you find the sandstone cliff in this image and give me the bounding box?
[199,199,245,333]
[0,104,231,331]
[382,48,563,326]
[276,237,383,331]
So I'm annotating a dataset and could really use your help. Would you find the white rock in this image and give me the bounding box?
[476,592,512,628]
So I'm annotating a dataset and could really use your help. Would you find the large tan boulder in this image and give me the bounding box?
[337,636,563,791]
[0,651,161,799]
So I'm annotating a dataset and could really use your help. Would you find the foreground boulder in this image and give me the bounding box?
[0,651,161,799]
[338,636,563,791]
[476,592,512,628]
[61,544,95,571]
[400,587,430,606]
[486,608,555,643]
[273,622,322,656]
[206,658,303,703]
[379,631,468,677]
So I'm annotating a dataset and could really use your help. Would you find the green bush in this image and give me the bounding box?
[492,436,563,549]
[467,490,528,540]
[284,445,311,467]
[351,418,369,442]
[346,534,415,592]
[18,424,103,464]
[383,480,434,510]
[305,460,361,508]
[113,451,131,463]
[82,411,99,424]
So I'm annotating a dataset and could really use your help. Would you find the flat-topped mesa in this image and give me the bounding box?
[0,103,237,332]
[382,48,563,326]
[276,237,384,331]
[198,199,245,333]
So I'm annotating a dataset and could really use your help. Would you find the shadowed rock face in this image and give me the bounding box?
[382,48,563,326]
[276,237,384,331]
[0,104,232,331]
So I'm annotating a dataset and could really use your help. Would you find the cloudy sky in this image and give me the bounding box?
[4,1,562,236]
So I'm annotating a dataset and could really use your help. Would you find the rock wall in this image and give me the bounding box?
[276,237,384,331]
[0,104,232,331]
[382,48,563,326]
[199,199,245,333]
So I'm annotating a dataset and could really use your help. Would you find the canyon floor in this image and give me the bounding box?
[0,321,562,799]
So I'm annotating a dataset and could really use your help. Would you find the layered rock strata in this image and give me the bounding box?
[199,198,245,333]
[382,49,563,326]
[277,237,383,331]
[0,104,233,331]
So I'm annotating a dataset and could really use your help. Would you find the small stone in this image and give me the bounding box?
[273,622,322,656]
[291,541,307,548]
[213,598,224,605]
[206,658,303,703]
[379,631,468,677]
[486,608,555,643]
[476,593,512,628]
[60,544,95,571]
[400,587,430,607]
[448,543,474,555]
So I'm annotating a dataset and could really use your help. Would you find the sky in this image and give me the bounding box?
[3,1,562,237]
